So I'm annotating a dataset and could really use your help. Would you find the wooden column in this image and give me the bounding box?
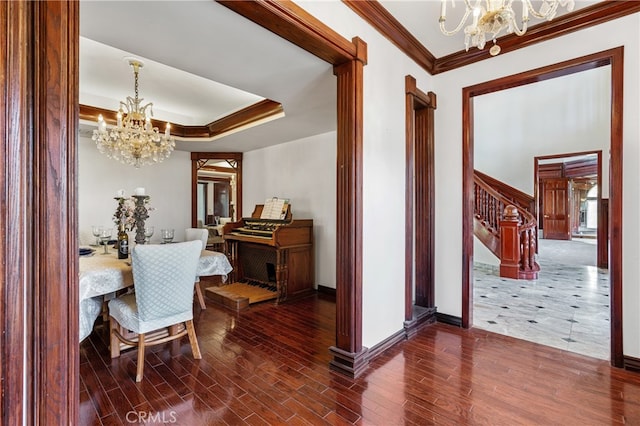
[329,37,368,378]
[1,1,79,424]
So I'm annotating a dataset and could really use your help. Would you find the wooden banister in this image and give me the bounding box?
[474,171,539,280]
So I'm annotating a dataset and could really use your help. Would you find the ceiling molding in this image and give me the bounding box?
[79,99,283,139]
[217,0,357,65]
[342,0,640,75]
[434,1,640,74]
[342,0,435,72]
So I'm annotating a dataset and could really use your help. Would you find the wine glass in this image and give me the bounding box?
[144,226,154,244]
[91,225,103,246]
[160,228,174,244]
[99,228,112,254]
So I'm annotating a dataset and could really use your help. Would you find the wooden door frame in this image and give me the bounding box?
[534,150,605,266]
[404,75,437,336]
[1,2,80,423]
[462,47,624,367]
[2,4,370,424]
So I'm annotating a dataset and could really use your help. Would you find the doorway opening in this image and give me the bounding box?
[462,47,623,366]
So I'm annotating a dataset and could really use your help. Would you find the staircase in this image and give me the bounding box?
[474,170,539,280]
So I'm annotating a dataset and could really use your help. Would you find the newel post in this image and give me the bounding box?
[499,205,520,279]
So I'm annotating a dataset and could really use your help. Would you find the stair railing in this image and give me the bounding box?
[474,172,539,279]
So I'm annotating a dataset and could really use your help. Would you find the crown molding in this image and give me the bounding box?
[342,0,640,75]
[79,99,283,140]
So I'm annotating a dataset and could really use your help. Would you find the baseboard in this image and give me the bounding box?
[436,312,462,327]
[404,306,437,339]
[367,329,406,361]
[316,285,336,297]
[624,355,640,372]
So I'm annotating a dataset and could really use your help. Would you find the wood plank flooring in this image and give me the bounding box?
[80,293,640,425]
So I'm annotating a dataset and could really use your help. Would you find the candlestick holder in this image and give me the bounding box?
[132,195,150,244]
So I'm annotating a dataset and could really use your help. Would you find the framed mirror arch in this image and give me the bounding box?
[191,152,243,231]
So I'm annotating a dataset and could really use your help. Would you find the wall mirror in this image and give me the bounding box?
[191,152,243,231]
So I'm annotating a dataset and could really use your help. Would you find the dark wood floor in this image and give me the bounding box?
[80,293,640,425]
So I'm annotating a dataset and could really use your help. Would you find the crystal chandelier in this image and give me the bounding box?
[92,59,175,168]
[439,0,575,56]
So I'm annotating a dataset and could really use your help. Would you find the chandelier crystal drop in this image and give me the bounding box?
[92,59,175,168]
[439,0,575,56]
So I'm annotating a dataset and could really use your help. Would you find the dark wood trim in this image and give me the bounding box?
[329,38,367,378]
[404,75,437,324]
[436,312,463,327]
[316,285,336,298]
[218,0,358,66]
[463,47,624,367]
[462,84,474,329]
[624,355,640,373]
[404,306,437,339]
[79,99,283,139]
[599,198,609,268]
[434,2,640,74]
[2,1,81,423]
[609,47,624,368]
[1,3,31,423]
[404,76,416,323]
[38,2,80,423]
[475,170,535,212]
[343,1,435,72]
[340,0,640,76]
[191,152,243,228]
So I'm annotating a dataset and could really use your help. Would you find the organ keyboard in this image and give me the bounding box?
[222,204,314,302]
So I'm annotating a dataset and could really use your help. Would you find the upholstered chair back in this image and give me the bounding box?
[131,240,201,326]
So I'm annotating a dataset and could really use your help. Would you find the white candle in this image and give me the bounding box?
[115,189,125,198]
[440,0,446,18]
[165,123,171,138]
[116,111,122,127]
[134,187,145,196]
[97,114,106,131]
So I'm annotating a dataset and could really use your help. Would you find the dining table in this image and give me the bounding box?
[79,246,232,342]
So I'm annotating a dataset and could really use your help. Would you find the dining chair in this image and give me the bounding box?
[185,227,209,309]
[108,240,202,382]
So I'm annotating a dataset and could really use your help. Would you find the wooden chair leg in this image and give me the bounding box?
[135,333,146,382]
[194,281,206,310]
[185,320,202,359]
[109,316,121,359]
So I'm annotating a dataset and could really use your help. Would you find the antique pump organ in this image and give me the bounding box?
[222,203,314,303]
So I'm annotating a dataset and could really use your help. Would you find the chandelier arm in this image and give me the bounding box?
[525,0,559,20]
[511,18,528,36]
[439,8,473,36]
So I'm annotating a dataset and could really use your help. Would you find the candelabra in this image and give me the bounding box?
[132,195,150,244]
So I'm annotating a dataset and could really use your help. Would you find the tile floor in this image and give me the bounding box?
[473,237,610,360]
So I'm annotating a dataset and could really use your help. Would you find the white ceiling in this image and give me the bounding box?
[79,0,335,153]
[79,1,599,153]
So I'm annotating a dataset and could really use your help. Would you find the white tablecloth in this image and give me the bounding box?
[79,248,232,342]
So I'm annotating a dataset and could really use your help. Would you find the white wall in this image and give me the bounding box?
[295,1,436,348]
[78,135,192,246]
[299,3,640,359]
[433,15,640,357]
[474,66,611,196]
[243,131,337,289]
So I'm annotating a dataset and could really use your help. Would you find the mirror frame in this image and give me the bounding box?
[191,152,243,227]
